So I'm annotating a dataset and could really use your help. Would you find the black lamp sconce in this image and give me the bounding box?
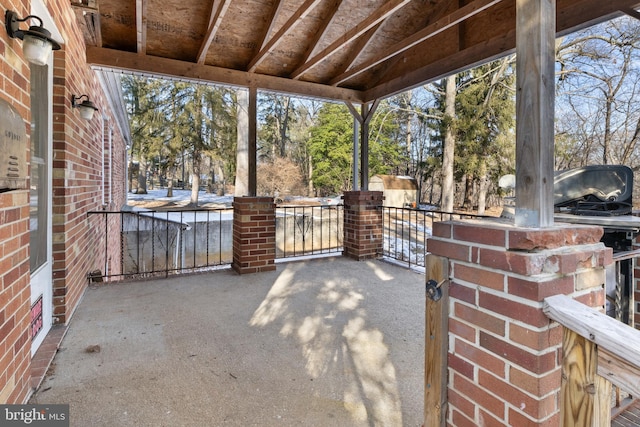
[5,10,61,66]
[71,95,99,121]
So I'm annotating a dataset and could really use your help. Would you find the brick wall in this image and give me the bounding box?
[428,219,609,426]
[49,2,128,322]
[0,0,128,403]
[342,191,383,260]
[232,197,276,274]
[0,0,35,404]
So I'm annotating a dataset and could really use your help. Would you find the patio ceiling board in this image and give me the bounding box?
[79,0,640,103]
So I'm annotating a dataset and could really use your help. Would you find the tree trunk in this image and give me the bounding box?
[166,167,174,197]
[308,154,314,196]
[190,152,201,206]
[280,97,290,158]
[477,158,488,215]
[441,75,456,212]
[463,174,474,209]
[214,162,225,196]
[137,157,148,194]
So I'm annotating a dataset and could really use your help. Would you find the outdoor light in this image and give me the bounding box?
[5,10,60,66]
[71,95,99,120]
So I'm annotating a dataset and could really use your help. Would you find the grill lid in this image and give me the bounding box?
[554,165,633,216]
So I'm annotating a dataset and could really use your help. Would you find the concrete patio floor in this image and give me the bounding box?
[30,257,426,426]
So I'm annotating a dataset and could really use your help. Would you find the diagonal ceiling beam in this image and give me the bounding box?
[331,23,383,80]
[247,0,324,73]
[295,0,342,69]
[256,0,286,52]
[290,0,411,79]
[197,0,233,64]
[136,0,146,54]
[330,0,503,86]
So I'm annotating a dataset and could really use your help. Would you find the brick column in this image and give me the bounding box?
[343,191,383,260]
[232,197,276,274]
[428,219,610,426]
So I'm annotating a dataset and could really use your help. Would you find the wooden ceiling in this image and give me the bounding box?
[73,0,640,103]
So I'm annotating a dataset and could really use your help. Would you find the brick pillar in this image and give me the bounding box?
[428,219,611,426]
[232,197,276,274]
[343,191,383,260]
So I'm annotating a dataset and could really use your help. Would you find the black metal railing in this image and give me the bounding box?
[89,203,495,280]
[382,207,489,268]
[275,204,344,259]
[88,208,233,280]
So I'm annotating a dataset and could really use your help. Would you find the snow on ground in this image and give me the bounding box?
[128,189,433,268]
[127,189,235,208]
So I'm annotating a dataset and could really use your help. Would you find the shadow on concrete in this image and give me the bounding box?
[31,257,424,426]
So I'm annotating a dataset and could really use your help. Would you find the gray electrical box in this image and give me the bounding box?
[0,99,27,190]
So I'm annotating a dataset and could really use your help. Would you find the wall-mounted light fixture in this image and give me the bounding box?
[71,95,99,121]
[5,10,60,66]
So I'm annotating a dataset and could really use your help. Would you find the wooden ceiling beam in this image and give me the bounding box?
[256,0,286,52]
[363,29,516,102]
[364,0,640,101]
[290,0,411,80]
[330,0,503,86]
[86,46,364,103]
[295,0,342,70]
[247,0,324,73]
[197,0,233,64]
[135,0,146,54]
[332,23,382,80]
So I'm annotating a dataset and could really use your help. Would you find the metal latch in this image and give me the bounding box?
[426,278,446,302]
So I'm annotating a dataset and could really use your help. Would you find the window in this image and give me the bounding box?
[29,64,49,272]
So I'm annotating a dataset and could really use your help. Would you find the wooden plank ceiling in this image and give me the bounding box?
[73,0,640,103]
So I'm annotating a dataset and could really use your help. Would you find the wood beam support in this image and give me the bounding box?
[424,255,449,427]
[330,0,502,86]
[515,0,555,227]
[248,86,257,197]
[346,100,379,191]
[197,0,233,64]
[86,47,364,103]
[235,86,258,197]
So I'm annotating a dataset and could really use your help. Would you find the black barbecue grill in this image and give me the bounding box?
[554,165,638,324]
[554,165,633,217]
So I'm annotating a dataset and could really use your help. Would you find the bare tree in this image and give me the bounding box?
[556,17,640,167]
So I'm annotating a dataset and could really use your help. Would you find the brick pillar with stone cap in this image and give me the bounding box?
[342,191,384,260]
[428,219,610,426]
[232,197,276,274]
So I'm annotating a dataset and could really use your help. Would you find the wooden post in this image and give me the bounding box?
[425,254,448,427]
[515,0,555,227]
[560,329,611,427]
[346,100,380,192]
[248,85,257,197]
[234,85,257,197]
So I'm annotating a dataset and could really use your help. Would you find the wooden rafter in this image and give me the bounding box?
[369,0,459,88]
[247,0,324,73]
[135,0,146,54]
[290,0,411,79]
[256,0,285,52]
[330,0,504,86]
[332,23,383,82]
[294,0,342,72]
[197,0,233,65]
